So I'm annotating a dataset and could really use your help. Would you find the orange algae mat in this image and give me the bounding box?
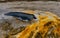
[16,11,60,38]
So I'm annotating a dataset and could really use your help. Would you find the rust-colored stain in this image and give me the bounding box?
[16,11,60,38]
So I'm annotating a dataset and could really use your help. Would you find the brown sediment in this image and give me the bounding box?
[16,12,60,38]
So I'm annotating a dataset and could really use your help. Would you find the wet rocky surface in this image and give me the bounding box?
[0,1,60,38]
